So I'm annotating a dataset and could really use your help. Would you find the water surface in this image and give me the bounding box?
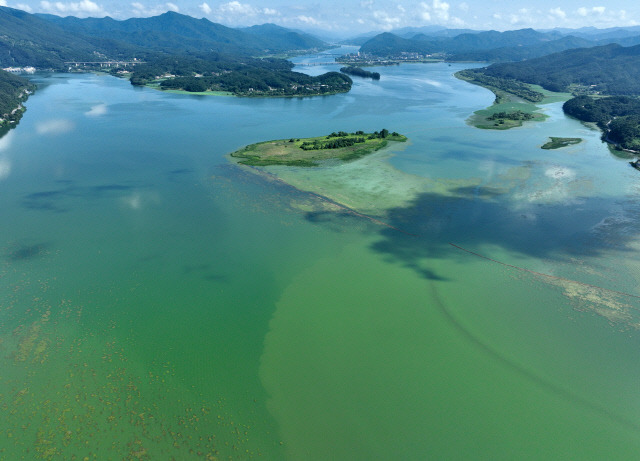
[1,52,640,459]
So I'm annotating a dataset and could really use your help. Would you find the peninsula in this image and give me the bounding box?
[230,130,407,166]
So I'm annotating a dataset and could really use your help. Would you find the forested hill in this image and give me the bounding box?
[360,28,560,56]
[0,7,147,68]
[0,6,347,98]
[358,27,640,63]
[0,6,329,69]
[0,69,35,127]
[449,35,594,62]
[36,11,327,57]
[474,43,640,95]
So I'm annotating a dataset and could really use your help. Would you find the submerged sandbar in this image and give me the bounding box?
[230,130,407,167]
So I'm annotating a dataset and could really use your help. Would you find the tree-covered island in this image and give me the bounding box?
[127,56,353,97]
[339,67,381,80]
[541,137,583,150]
[230,130,407,166]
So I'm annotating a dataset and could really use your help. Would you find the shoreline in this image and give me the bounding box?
[455,70,570,130]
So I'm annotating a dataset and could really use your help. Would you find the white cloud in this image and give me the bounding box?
[297,15,318,25]
[16,3,33,11]
[199,2,211,15]
[0,0,7,6]
[219,1,256,15]
[0,130,12,152]
[433,0,449,21]
[36,119,75,135]
[372,10,401,30]
[85,103,107,117]
[263,7,278,15]
[0,156,10,181]
[131,2,178,16]
[549,7,566,19]
[459,2,469,13]
[40,0,104,16]
[577,6,605,16]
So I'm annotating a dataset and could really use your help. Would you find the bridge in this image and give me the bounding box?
[294,62,338,67]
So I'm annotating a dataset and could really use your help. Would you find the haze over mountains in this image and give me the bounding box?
[0,6,328,68]
[356,26,640,62]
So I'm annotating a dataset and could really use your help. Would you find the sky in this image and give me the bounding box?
[3,0,640,36]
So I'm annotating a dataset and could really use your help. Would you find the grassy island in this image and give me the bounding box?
[541,137,583,149]
[230,130,407,167]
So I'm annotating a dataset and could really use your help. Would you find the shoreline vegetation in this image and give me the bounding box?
[0,69,36,137]
[230,129,407,167]
[124,58,353,98]
[339,66,381,80]
[541,137,583,149]
[455,69,570,130]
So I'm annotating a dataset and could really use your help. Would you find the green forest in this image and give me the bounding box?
[126,56,352,96]
[475,43,640,95]
[0,70,35,127]
[564,96,640,150]
[339,67,381,80]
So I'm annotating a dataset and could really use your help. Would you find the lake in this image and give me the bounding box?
[1,48,640,459]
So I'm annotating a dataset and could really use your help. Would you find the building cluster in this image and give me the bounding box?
[3,67,36,74]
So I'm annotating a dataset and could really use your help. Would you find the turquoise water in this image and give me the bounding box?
[1,51,640,459]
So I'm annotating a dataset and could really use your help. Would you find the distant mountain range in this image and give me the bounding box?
[357,26,640,62]
[0,6,328,68]
[474,42,640,95]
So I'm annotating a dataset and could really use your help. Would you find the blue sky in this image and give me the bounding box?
[4,0,640,35]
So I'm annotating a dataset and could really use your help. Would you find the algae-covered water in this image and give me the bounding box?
[1,50,640,459]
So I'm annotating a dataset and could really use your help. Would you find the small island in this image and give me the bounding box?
[340,66,381,80]
[541,137,583,149]
[230,129,407,167]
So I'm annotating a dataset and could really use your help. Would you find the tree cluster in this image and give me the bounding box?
[339,66,381,80]
[476,43,640,95]
[487,111,534,121]
[456,70,544,102]
[300,137,366,150]
[563,95,640,150]
[128,55,352,96]
[0,70,35,123]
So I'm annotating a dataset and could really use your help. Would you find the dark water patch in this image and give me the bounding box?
[169,168,193,176]
[88,184,133,196]
[184,263,212,274]
[202,273,227,282]
[23,183,138,211]
[452,185,506,198]
[369,190,640,280]
[6,242,52,262]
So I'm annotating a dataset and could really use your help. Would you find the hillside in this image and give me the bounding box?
[359,28,563,57]
[474,43,640,94]
[0,6,346,98]
[36,11,328,57]
[0,69,35,131]
[449,35,594,62]
[0,7,145,68]
[358,26,640,63]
